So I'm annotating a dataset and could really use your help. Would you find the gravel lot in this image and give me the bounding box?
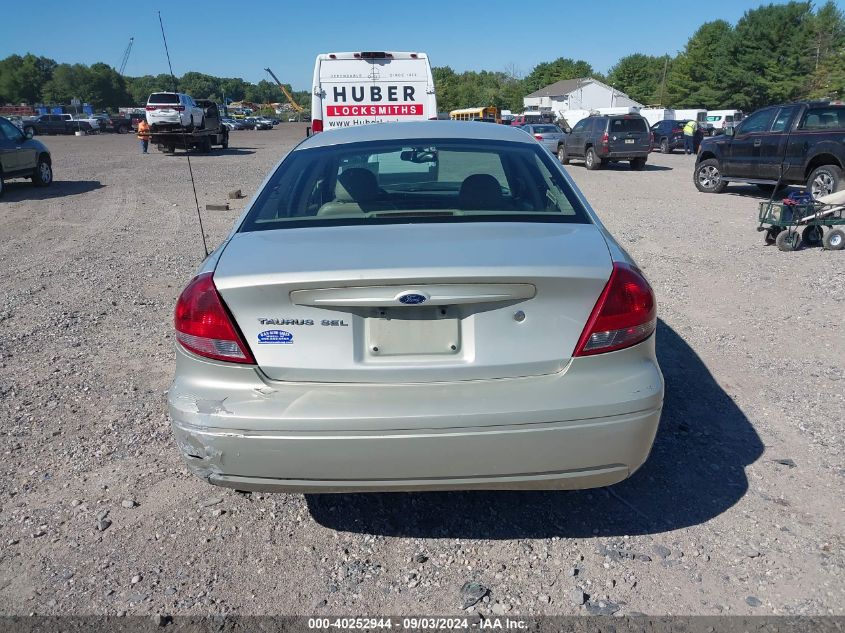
[0,126,842,617]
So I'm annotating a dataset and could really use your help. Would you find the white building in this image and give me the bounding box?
[523,78,643,119]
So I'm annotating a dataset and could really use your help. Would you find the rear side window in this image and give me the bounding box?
[609,118,647,133]
[148,93,180,104]
[239,138,590,231]
[799,107,845,130]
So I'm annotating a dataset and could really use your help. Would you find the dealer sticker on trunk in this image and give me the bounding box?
[257,330,294,344]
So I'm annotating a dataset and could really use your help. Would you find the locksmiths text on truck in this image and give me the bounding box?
[310,51,437,133]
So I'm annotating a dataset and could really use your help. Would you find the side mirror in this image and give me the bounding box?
[25,129,33,139]
[564,127,572,134]
[725,126,735,137]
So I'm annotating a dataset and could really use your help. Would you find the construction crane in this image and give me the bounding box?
[264,67,304,113]
[117,37,134,76]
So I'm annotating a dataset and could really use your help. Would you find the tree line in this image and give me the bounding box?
[1,1,842,114]
[0,59,310,112]
[435,1,844,113]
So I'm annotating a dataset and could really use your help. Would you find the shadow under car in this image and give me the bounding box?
[305,319,763,539]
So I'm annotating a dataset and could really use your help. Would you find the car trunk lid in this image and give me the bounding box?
[214,222,612,383]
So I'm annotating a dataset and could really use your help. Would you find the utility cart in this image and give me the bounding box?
[757,189,845,251]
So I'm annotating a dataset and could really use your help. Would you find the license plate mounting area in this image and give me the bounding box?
[365,306,460,356]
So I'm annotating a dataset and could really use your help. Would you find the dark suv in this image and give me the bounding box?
[694,102,845,197]
[0,116,53,197]
[651,119,687,154]
[558,114,652,170]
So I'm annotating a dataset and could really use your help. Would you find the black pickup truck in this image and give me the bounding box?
[22,114,94,136]
[694,101,845,197]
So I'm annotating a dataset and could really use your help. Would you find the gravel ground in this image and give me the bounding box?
[0,126,842,617]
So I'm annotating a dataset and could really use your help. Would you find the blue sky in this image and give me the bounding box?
[2,0,843,90]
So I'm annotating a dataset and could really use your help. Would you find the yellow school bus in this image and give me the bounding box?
[449,106,500,123]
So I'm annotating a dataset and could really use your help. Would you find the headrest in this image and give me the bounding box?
[336,168,379,203]
[458,174,504,210]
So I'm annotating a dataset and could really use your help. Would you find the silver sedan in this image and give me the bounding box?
[168,121,663,493]
[519,123,566,154]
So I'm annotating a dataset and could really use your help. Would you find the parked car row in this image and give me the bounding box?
[221,116,278,131]
[514,114,653,171]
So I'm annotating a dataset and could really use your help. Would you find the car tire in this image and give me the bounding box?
[585,148,601,170]
[776,229,801,252]
[694,158,728,193]
[199,117,205,130]
[221,130,229,149]
[823,228,844,250]
[33,156,52,187]
[118,125,129,134]
[807,164,843,198]
[0,169,4,198]
[630,157,647,171]
[660,138,670,154]
[557,145,569,165]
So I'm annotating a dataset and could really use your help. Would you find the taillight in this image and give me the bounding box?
[534,134,544,141]
[573,263,656,357]
[145,105,157,111]
[600,132,609,145]
[174,105,185,112]
[311,118,323,133]
[174,273,255,364]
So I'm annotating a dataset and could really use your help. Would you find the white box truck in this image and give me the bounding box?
[310,51,437,134]
[639,108,676,127]
[674,108,707,125]
[704,109,744,135]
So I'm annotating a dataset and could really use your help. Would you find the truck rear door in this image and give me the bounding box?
[320,54,431,130]
[758,105,799,180]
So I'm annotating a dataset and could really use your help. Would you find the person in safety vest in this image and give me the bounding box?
[683,119,698,155]
[137,119,151,154]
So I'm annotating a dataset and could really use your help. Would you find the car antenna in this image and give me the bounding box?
[158,10,209,258]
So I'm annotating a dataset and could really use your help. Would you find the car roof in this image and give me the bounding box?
[299,121,536,150]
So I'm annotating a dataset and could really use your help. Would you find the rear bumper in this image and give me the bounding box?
[168,339,663,492]
[599,149,650,160]
[148,115,183,127]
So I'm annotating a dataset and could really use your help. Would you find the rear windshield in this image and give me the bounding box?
[148,93,179,104]
[239,138,590,232]
[532,125,561,133]
[609,117,647,133]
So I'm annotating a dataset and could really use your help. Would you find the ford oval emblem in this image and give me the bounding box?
[398,293,428,305]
